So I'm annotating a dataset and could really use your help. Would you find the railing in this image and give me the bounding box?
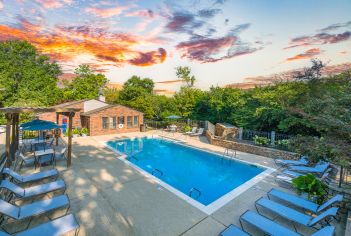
[145,119,206,131]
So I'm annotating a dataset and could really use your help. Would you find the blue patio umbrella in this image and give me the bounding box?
[20,119,62,131]
[166,115,181,119]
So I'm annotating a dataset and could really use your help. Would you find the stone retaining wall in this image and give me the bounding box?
[206,130,298,159]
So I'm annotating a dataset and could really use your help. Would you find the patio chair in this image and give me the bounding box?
[275,156,308,167]
[0,194,70,233]
[190,128,204,136]
[13,214,79,236]
[255,198,339,230]
[45,139,55,149]
[239,210,335,236]
[288,161,329,175]
[276,171,330,187]
[185,127,197,135]
[267,188,343,214]
[54,148,68,167]
[2,168,59,184]
[219,224,250,236]
[18,153,36,170]
[0,179,66,202]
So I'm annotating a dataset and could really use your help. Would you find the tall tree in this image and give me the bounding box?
[175,66,196,87]
[62,64,108,101]
[0,40,62,107]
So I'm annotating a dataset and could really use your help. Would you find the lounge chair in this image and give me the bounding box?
[1,168,59,184]
[190,128,204,136]
[255,198,338,230]
[54,148,68,167]
[219,224,250,236]
[0,194,70,232]
[276,171,330,187]
[0,179,66,201]
[4,214,79,236]
[239,210,335,236]
[46,139,55,149]
[18,153,36,170]
[185,127,197,135]
[268,188,343,213]
[275,156,308,167]
[288,161,329,174]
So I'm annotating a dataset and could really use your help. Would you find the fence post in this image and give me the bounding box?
[238,128,243,140]
[271,131,275,145]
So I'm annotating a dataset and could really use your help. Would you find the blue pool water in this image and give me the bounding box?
[107,137,265,206]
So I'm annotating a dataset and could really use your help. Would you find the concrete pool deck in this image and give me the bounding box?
[3,131,345,235]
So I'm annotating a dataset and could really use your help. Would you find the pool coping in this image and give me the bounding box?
[101,135,276,215]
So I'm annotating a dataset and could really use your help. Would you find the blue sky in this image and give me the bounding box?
[0,0,350,89]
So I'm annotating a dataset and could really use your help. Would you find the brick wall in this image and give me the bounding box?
[38,102,84,128]
[87,106,144,136]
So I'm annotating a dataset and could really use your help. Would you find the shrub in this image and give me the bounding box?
[253,135,270,146]
[81,128,88,135]
[292,173,327,204]
[276,139,290,146]
[183,125,192,132]
[72,128,80,135]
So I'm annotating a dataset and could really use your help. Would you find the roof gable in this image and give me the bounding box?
[81,104,144,116]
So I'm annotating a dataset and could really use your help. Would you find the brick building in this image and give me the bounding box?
[38,99,144,136]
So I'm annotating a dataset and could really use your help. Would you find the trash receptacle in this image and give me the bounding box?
[140,124,145,132]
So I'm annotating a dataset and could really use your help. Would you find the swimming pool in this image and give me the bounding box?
[106,137,274,214]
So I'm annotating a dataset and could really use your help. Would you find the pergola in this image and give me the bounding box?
[0,107,80,167]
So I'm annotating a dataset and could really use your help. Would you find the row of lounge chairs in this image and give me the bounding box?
[0,165,79,235]
[220,156,343,236]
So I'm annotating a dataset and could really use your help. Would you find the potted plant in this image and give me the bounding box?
[292,173,327,204]
[72,128,80,138]
[81,128,89,137]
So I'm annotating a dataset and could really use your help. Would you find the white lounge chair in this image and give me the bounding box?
[190,128,204,136]
[185,127,197,135]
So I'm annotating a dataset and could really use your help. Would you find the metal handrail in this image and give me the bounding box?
[223,148,236,159]
[189,187,201,199]
[152,168,163,177]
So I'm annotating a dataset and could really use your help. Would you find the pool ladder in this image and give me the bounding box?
[189,187,201,199]
[223,148,236,159]
[152,168,163,177]
[129,156,139,161]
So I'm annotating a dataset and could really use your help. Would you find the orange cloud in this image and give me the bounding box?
[340,51,347,54]
[286,48,322,62]
[85,5,128,18]
[35,0,64,9]
[0,21,167,68]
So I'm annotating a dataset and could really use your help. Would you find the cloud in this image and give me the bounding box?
[125,9,154,18]
[285,31,351,49]
[213,0,228,5]
[35,0,70,9]
[0,1,3,11]
[198,8,222,18]
[0,19,167,68]
[175,22,262,63]
[176,34,262,63]
[286,48,322,62]
[165,11,204,34]
[128,48,166,66]
[85,5,128,18]
[319,21,351,32]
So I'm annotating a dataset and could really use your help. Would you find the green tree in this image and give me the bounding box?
[0,40,62,107]
[175,66,196,87]
[174,87,203,118]
[62,64,108,100]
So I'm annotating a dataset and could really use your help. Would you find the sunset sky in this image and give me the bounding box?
[0,0,350,89]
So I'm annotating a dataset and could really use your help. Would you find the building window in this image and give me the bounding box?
[110,117,116,128]
[102,117,108,129]
[133,116,139,127]
[118,116,124,125]
[127,116,132,128]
